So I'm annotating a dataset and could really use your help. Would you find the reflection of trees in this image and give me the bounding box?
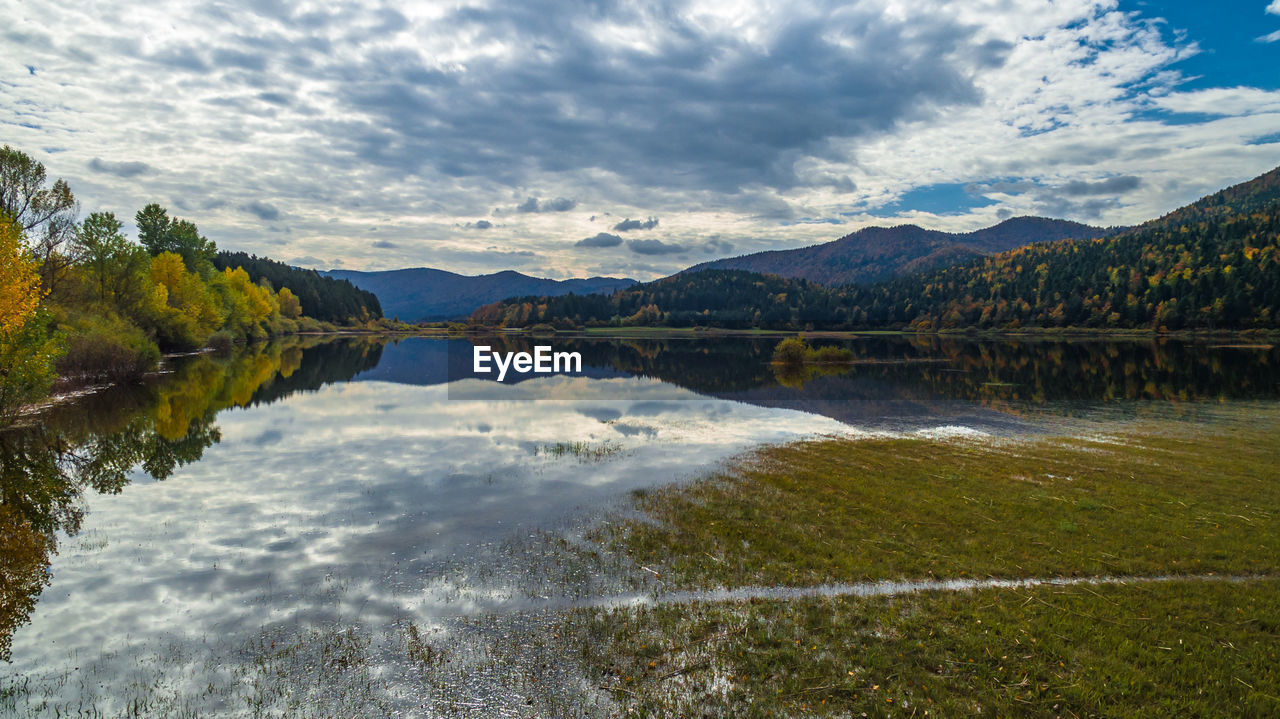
[0,504,49,663]
[0,335,380,661]
[468,334,1280,402]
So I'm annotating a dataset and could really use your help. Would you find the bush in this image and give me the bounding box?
[56,313,160,384]
[205,330,235,354]
[772,337,854,365]
[0,311,62,419]
[296,316,323,333]
[810,345,854,363]
[771,337,811,365]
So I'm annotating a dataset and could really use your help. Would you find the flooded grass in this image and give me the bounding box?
[572,577,1280,717]
[610,406,1280,588]
[566,404,1280,715]
[537,440,627,462]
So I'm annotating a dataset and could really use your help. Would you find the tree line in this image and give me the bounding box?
[0,144,384,421]
[213,252,380,324]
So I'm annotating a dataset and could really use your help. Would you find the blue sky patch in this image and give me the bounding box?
[876,183,998,216]
[1119,0,1280,91]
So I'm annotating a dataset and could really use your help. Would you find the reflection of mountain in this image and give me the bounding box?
[345,334,1280,428]
[351,337,629,386]
[360,334,1280,401]
[0,336,380,660]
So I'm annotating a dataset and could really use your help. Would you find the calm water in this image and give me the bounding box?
[3,333,1278,715]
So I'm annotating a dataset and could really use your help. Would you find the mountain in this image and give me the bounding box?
[473,165,1280,332]
[682,216,1116,286]
[325,268,636,322]
[1143,164,1280,229]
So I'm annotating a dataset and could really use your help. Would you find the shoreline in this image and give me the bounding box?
[6,329,423,429]
[467,325,1280,343]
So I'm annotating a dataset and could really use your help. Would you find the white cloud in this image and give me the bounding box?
[1151,87,1280,116]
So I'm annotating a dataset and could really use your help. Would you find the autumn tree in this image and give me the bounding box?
[277,286,302,319]
[0,145,79,293]
[147,251,223,348]
[0,217,61,420]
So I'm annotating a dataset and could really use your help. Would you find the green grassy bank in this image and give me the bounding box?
[571,405,1280,715]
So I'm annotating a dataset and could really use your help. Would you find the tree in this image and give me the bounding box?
[0,217,61,421]
[0,145,79,293]
[72,211,149,307]
[135,204,216,272]
[277,286,302,319]
[147,252,223,348]
[211,266,276,339]
[135,202,170,255]
[0,216,41,336]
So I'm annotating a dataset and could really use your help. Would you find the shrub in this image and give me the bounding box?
[772,337,854,365]
[56,313,160,384]
[0,311,62,419]
[771,337,811,365]
[810,345,854,363]
[205,330,235,354]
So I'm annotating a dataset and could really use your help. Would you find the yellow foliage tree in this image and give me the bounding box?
[0,216,61,418]
[213,266,276,338]
[148,252,223,348]
[0,217,41,335]
[277,286,302,319]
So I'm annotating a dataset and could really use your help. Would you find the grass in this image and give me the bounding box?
[570,405,1280,715]
[538,440,626,462]
[574,578,1280,717]
[611,410,1280,588]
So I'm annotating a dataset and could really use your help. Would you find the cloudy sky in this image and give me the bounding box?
[4,0,1279,279]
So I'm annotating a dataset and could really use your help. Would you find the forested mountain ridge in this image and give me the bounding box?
[472,165,1280,331]
[326,267,635,321]
[681,216,1116,287]
[214,252,382,323]
[1142,165,1280,230]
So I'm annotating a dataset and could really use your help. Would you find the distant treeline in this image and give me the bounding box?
[214,252,381,324]
[473,166,1280,332]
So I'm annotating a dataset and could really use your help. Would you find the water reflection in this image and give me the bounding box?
[2,333,1278,714]
[384,334,1280,426]
[0,336,383,661]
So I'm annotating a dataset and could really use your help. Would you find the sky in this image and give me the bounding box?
[3,0,1279,280]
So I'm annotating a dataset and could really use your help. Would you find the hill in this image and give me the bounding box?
[473,165,1280,332]
[325,268,636,322]
[682,216,1115,286]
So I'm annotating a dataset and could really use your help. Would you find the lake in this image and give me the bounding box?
[3,333,1278,716]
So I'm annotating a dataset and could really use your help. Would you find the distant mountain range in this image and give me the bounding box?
[327,217,1114,322]
[683,216,1118,286]
[473,164,1280,332]
[324,268,636,321]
